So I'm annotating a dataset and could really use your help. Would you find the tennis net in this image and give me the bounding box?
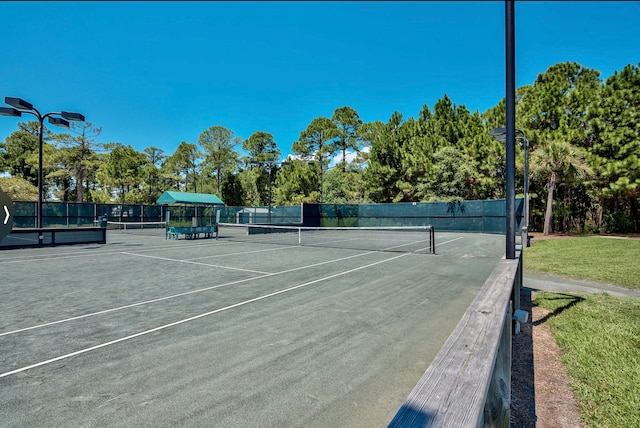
[215,223,436,254]
[107,221,168,237]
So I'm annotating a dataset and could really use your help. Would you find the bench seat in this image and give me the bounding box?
[168,226,216,240]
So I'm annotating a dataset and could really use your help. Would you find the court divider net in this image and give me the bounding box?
[106,221,168,237]
[215,223,435,254]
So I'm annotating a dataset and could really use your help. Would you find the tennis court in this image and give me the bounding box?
[0,227,505,427]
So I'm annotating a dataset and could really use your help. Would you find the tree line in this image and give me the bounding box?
[1,61,638,233]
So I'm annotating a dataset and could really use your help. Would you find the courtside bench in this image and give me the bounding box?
[168,225,216,240]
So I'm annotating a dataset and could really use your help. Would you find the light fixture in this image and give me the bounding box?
[5,97,33,111]
[48,117,70,127]
[1,96,85,243]
[0,107,22,117]
[61,111,85,121]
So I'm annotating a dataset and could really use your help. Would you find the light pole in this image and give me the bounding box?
[504,0,517,259]
[491,127,530,246]
[249,157,289,224]
[1,97,85,242]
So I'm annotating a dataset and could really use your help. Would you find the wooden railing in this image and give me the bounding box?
[389,250,522,427]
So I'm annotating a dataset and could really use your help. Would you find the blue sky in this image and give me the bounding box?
[1,1,639,162]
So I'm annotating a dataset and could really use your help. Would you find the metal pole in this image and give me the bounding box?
[320,155,324,204]
[505,0,516,259]
[523,135,530,230]
[267,164,272,224]
[521,133,530,247]
[2,99,83,238]
[37,115,44,243]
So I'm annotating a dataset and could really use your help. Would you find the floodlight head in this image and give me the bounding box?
[0,107,22,117]
[61,111,85,121]
[249,160,260,166]
[48,116,70,128]
[4,97,33,111]
[280,161,290,167]
[489,127,507,137]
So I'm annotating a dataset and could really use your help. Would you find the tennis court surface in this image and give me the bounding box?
[0,228,505,427]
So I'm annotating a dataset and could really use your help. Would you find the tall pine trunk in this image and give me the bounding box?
[76,168,84,203]
[543,170,556,235]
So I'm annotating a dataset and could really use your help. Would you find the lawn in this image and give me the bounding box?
[535,292,640,428]
[524,236,640,289]
[525,235,640,427]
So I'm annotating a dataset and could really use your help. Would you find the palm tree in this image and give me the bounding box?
[531,140,593,235]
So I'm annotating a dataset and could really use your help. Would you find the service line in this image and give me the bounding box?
[0,239,246,264]
[1,236,464,338]
[0,249,377,337]
[0,251,410,378]
[121,252,273,275]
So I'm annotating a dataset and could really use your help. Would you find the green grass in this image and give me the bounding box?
[524,237,640,289]
[525,236,640,426]
[534,292,640,428]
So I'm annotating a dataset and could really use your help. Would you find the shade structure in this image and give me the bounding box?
[156,191,224,206]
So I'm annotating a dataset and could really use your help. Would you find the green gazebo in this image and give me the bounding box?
[156,191,224,226]
[156,191,224,206]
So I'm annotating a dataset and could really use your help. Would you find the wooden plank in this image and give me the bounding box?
[484,294,512,427]
[389,255,520,427]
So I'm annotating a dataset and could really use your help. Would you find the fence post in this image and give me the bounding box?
[512,248,522,312]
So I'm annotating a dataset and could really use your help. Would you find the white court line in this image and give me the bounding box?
[0,251,410,378]
[0,239,287,265]
[0,236,463,338]
[435,237,464,249]
[0,241,216,264]
[184,245,292,261]
[0,250,379,337]
[121,252,272,275]
[0,236,270,264]
[0,232,458,265]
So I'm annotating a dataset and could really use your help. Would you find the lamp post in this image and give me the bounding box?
[249,157,289,224]
[491,127,530,246]
[504,0,517,259]
[1,97,85,242]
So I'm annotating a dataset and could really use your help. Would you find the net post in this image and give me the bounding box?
[430,225,436,254]
[215,210,220,240]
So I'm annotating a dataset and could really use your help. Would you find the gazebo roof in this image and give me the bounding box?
[156,191,224,206]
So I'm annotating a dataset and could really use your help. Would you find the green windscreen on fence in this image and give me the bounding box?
[9,199,522,235]
[313,199,524,233]
[215,206,303,225]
